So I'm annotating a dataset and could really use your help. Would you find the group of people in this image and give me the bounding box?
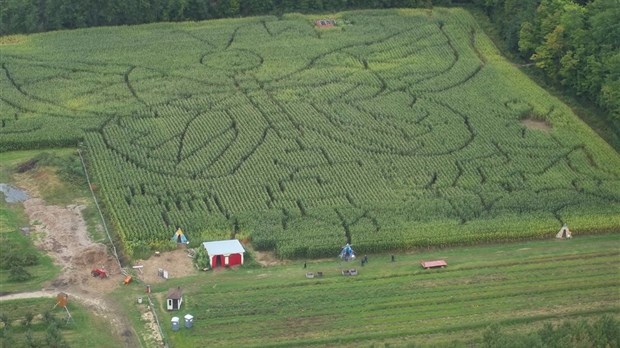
[303,251,395,269]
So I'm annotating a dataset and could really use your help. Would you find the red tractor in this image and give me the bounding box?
[91,268,108,279]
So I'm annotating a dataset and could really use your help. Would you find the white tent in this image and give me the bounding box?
[556,224,572,239]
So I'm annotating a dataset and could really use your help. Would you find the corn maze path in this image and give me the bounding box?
[1,9,619,257]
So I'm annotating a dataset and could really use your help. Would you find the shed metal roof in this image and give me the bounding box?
[202,239,246,255]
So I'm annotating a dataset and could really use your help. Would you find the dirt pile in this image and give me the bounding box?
[14,193,134,346]
[521,118,551,132]
[23,199,121,291]
[75,244,119,272]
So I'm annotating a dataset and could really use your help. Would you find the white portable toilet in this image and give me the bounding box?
[184,314,194,328]
[171,317,180,331]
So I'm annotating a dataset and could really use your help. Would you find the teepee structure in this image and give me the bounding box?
[556,224,572,239]
[171,227,188,244]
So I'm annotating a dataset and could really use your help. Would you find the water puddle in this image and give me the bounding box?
[0,183,29,203]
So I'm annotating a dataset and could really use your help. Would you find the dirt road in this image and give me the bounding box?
[1,186,141,347]
[0,290,55,301]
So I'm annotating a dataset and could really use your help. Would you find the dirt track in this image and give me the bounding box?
[0,290,55,301]
[24,198,122,293]
[1,187,140,347]
[0,290,112,321]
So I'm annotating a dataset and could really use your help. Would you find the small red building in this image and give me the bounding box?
[202,239,246,268]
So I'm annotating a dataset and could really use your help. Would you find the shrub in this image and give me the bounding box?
[9,264,33,282]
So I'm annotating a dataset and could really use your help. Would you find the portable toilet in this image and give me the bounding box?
[171,317,180,331]
[184,314,194,328]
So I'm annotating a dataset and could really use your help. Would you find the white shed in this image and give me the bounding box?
[166,287,183,311]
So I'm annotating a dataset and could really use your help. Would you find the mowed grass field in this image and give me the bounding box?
[1,8,619,258]
[134,234,620,347]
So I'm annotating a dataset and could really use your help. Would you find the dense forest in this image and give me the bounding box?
[478,0,619,128]
[1,0,618,125]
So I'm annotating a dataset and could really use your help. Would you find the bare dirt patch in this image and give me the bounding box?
[136,248,196,285]
[253,250,286,266]
[24,199,121,294]
[0,35,27,45]
[13,168,62,198]
[521,118,551,132]
[5,171,139,347]
[245,244,287,267]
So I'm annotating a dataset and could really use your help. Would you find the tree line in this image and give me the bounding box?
[1,0,617,123]
[0,0,442,34]
[476,0,619,129]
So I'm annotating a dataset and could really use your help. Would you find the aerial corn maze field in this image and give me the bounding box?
[1,8,619,257]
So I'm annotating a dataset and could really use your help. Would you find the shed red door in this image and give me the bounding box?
[211,255,224,268]
[228,253,242,266]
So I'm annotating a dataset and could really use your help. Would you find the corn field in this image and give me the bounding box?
[1,8,619,257]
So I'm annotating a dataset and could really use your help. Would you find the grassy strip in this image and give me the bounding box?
[140,234,620,347]
[0,200,58,293]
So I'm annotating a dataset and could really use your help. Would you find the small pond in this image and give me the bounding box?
[0,183,29,203]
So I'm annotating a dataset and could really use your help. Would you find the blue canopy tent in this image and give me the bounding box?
[339,243,355,261]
